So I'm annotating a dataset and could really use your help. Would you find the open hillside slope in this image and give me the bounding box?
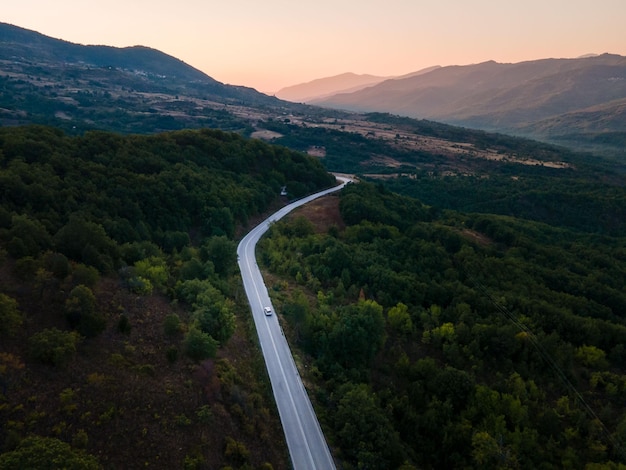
[0,22,301,134]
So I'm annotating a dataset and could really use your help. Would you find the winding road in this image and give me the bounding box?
[237,177,350,470]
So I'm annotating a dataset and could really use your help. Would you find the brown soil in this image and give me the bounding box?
[287,194,345,233]
[0,265,289,469]
[460,228,493,246]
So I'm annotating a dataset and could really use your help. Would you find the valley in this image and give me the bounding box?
[1,21,626,470]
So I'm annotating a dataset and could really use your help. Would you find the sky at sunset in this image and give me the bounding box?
[4,0,626,93]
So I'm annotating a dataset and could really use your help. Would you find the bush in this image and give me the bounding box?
[0,436,99,469]
[166,346,179,363]
[164,313,182,337]
[183,328,218,361]
[71,264,100,287]
[28,328,81,366]
[0,293,22,336]
[65,285,105,338]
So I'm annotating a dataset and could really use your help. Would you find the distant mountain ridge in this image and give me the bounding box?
[275,72,391,103]
[314,55,626,154]
[276,66,441,103]
[2,21,624,157]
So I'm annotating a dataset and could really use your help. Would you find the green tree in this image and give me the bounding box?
[327,299,386,371]
[575,345,609,369]
[194,302,236,344]
[164,313,183,337]
[0,436,100,469]
[0,293,22,336]
[201,236,237,276]
[6,214,52,258]
[134,256,169,290]
[471,431,501,468]
[71,263,100,288]
[334,383,404,469]
[186,282,236,343]
[387,302,413,335]
[203,207,235,238]
[283,289,311,339]
[54,216,117,272]
[65,285,105,338]
[44,252,71,279]
[28,328,81,366]
[183,328,218,361]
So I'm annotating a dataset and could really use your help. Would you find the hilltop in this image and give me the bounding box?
[0,22,298,134]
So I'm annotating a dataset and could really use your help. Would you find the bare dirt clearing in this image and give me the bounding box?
[287,193,345,234]
[320,117,571,170]
[250,129,283,140]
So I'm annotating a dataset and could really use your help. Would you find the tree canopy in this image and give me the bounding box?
[0,125,330,468]
[260,180,626,468]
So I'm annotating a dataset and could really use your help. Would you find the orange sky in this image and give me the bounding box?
[4,0,626,93]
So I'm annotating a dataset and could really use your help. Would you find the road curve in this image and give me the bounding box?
[237,177,350,470]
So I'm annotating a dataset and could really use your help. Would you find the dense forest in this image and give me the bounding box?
[362,113,626,239]
[382,170,626,237]
[259,181,626,469]
[0,125,335,468]
[4,24,626,469]
[2,118,626,469]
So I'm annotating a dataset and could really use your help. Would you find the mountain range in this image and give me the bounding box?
[275,72,390,103]
[307,55,626,155]
[1,21,624,157]
[274,66,441,103]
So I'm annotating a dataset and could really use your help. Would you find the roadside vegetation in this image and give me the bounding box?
[3,26,626,468]
[1,106,625,468]
[260,181,626,469]
[0,125,334,468]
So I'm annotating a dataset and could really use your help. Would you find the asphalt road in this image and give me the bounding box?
[237,178,349,470]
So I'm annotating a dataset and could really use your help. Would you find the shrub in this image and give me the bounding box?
[28,328,80,366]
[117,314,131,334]
[65,285,105,338]
[0,293,22,336]
[166,347,179,363]
[0,436,99,469]
[183,328,218,361]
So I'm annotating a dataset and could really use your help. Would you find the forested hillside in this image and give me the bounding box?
[260,181,626,469]
[384,172,626,237]
[0,125,334,468]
